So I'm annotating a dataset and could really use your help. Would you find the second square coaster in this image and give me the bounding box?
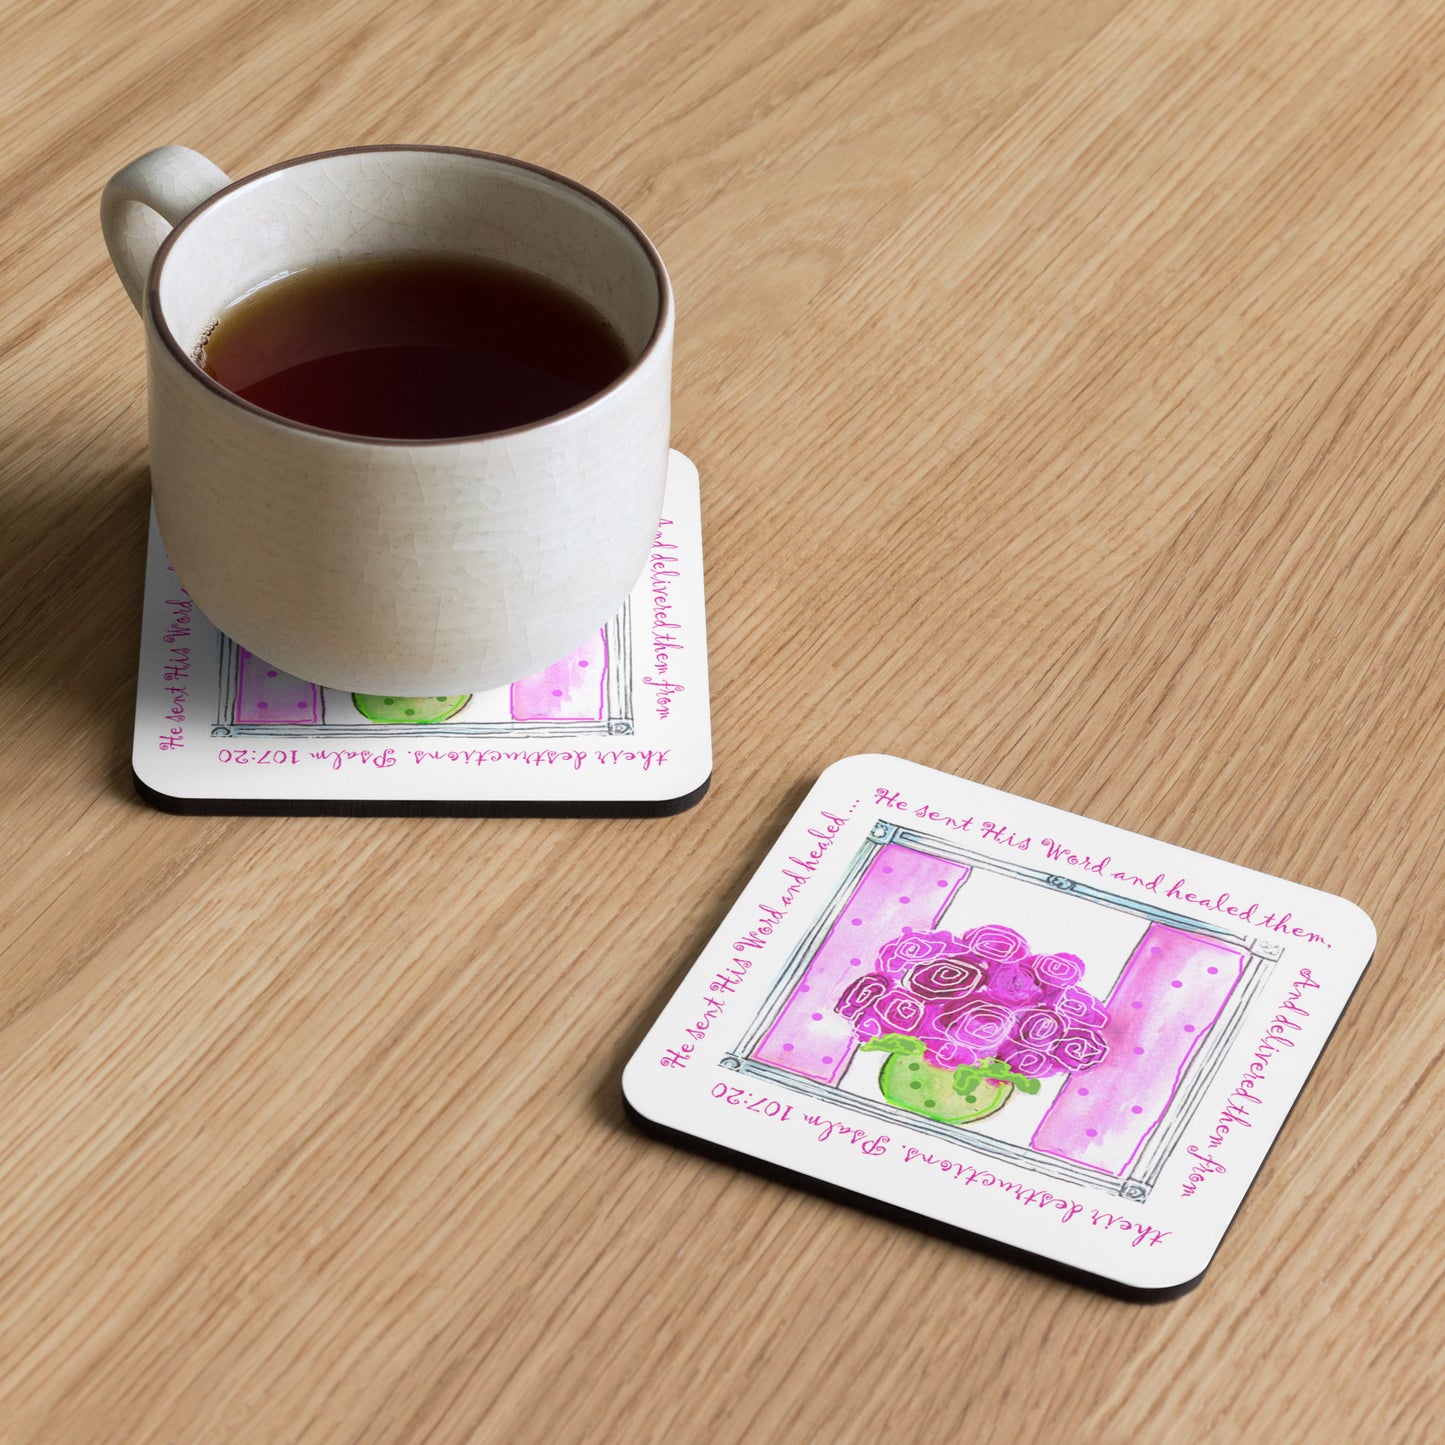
[624,754,1376,1299]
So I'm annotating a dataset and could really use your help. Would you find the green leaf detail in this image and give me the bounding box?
[951,1057,1044,1093]
[859,1033,926,1056]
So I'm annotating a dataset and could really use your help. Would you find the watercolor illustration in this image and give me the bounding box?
[212,607,635,739]
[834,923,1112,1125]
[728,821,1279,1200]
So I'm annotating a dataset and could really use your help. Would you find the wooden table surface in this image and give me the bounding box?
[5,0,1444,1438]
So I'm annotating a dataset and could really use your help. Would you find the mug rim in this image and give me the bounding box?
[145,144,672,447]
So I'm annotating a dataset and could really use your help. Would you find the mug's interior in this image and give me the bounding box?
[153,148,664,369]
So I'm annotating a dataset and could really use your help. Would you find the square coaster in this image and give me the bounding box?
[133,450,710,816]
[623,754,1376,1298]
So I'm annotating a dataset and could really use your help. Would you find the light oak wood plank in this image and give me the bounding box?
[3,0,1443,1439]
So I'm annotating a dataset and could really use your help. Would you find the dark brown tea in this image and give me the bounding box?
[199,255,631,438]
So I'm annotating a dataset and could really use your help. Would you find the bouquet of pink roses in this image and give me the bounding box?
[834,924,1110,1124]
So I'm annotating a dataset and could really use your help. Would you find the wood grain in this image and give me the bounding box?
[3,0,1444,1438]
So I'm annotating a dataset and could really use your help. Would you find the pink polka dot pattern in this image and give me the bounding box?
[1032,924,1248,1176]
[509,629,607,721]
[233,647,320,726]
[751,843,971,1085]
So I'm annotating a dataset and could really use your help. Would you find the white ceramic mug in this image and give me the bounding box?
[101,144,672,694]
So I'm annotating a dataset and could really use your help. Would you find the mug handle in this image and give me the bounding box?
[101,146,233,312]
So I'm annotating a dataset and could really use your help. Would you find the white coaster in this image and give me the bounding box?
[624,754,1376,1298]
[133,450,711,816]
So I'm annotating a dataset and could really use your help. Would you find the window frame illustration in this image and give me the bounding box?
[723,819,1279,1201]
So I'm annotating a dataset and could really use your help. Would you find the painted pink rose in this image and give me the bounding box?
[926,1036,982,1070]
[957,924,1028,964]
[835,924,1109,1086]
[1055,984,1108,1029]
[874,989,928,1033]
[905,958,986,1000]
[836,972,891,1020]
[1012,1007,1065,1047]
[1051,1029,1109,1072]
[876,928,963,976]
[937,995,1013,1050]
[1031,951,1085,988]
[986,958,1046,1009]
[996,1041,1061,1079]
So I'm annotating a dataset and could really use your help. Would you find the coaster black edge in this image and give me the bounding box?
[133,767,711,819]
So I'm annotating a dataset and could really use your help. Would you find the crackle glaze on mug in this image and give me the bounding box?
[101,145,672,693]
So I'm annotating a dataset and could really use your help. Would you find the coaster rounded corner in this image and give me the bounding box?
[639,769,712,818]
[665,446,699,487]
[131,761,196,814]
[1098,1259,1212,1304]
[620,1057,661,1128]
[1320,893,1378,965]
[815,752,901,791]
